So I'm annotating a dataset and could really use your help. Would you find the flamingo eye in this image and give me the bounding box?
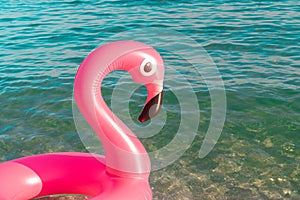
[140,57,157,76]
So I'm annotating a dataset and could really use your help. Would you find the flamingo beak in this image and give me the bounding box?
[138,83,163,123]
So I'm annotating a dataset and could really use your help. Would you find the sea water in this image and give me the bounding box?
[0,1,299,199]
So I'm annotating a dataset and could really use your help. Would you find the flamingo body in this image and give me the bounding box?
[0,41,164,199]
[0,153,151,199]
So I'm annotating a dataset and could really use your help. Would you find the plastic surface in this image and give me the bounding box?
[0,161,42,199]
[0,41,164,199]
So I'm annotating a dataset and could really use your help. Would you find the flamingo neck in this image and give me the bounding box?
[74,41,152,177]
[94,73,151,177]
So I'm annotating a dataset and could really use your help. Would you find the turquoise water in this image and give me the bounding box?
[1,1,299,199]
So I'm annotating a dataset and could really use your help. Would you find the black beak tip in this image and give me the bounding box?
[138,91,163,123]
[138,115,148,123]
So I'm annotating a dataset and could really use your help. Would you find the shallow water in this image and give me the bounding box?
[1,1,299,199]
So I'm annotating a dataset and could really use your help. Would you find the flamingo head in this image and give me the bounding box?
[120,46,164,123]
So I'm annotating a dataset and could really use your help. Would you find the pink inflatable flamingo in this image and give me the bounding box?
[0,41,164,200]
